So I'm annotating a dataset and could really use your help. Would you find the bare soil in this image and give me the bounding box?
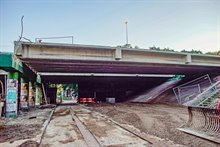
[18,140,39,147]
[88,103,219,147]
[0,108,52,146]
[41,106,87,147]
[0,124,41,143]
[72,105,151,146]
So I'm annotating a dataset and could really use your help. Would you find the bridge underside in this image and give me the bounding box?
[22,58,220,102]
[24,58,220,76]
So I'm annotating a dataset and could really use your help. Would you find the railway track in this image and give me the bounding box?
[40,105,152,147]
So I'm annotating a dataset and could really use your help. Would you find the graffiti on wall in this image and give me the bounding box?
[20,83,28,109]
[6,79,18,117]
[57,84,78,103]
[28,83,35,107]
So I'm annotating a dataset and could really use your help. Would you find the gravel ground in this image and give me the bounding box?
[87,103,219,147]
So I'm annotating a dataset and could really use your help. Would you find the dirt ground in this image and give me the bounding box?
[72,105,152,146]
[87,103,219,147]
[41,106,87,147]
[0,124,41,143]
[42,106,152,147]
[0,108,52,146]
[0,103,219,147]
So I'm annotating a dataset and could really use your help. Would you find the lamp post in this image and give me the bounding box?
[125,20,128,45]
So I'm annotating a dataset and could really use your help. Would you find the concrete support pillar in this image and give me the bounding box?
[115,48,122,60]
[35,74,42,106]
[20,78,29,110]
[35,84,42,106]
[185,54,192,64]
[28,81,35,107]
[6,72,19,118]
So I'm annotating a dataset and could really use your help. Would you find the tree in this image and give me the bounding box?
[206,51,219,55]
[149,46,175,52]
[116,44,141,48]
[181,49,203,54]
[149,46,161,51]
[117,44,132,48]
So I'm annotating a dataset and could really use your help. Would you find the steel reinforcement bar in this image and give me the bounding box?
[178,106,220,144]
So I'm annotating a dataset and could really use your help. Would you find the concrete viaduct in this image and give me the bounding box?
[14,41,220,75]
[14,41,220,103]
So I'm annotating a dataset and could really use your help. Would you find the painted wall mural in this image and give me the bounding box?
[56,84,78,103]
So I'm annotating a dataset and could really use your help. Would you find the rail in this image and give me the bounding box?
[184,81,220,108]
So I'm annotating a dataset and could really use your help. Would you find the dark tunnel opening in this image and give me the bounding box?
[42,76,170,102]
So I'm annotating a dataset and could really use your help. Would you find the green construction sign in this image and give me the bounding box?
[168,75,185,81]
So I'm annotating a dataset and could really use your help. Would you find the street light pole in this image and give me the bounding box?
[125,21,128,45]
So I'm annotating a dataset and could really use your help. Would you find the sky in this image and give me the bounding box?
[0,0,219,53]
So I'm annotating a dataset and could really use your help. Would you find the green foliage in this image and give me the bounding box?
[117,44,218,55]
[117,44,133,48]
[205,51,220,55]
[49,84,56,88]
[117,44,140,49]
[212,93,219,99]
[149,46,175,52]
[181,49,203,54]
[149,46,160,51]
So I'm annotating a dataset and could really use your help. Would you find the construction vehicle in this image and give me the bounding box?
[176,75,220,143]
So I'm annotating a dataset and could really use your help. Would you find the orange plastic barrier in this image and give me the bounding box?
[79,98,95,103]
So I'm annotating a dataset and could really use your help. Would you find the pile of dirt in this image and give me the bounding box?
[0,124,41,143]
[103,108,146,132]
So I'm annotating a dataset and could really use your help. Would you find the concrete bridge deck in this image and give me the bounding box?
[14,41,220,76]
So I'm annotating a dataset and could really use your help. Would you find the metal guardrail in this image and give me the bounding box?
[173,74,213,104]
[178,106,220,144]
[184,81,220,108]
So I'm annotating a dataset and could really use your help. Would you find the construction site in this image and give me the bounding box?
[0,41,220,147]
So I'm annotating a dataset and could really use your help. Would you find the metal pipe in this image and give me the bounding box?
[38,72,175,78]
